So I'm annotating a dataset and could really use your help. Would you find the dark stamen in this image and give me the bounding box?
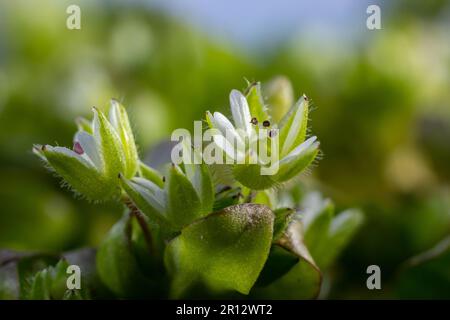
[269,129,277,138]
[250,117,258,125]
[263,120,271,127]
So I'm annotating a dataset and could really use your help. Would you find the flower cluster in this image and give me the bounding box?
[32,80,344,300]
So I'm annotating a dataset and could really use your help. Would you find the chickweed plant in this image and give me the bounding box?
[29,79,363,299]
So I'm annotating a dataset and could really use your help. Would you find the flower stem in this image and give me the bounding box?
[123,196,155,257]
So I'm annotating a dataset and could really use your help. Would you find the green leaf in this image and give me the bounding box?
[26,260,69,300]
[302,193,364,269]
[109,100,139,178]
[166,165,202,229]
[39,145,117,200]
[92,107,126,180]
[302,199,334,265]
[245,82,269,123]
[279,95,309,157]
[0,252,86,300]
[324,209,364,268]
[165,204,274,297]
[96,214,158,298]
[252,218,322,299]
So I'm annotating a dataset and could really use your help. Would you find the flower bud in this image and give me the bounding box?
[264,76,294,123]
[34,102,140,201]
[120,156,214,231]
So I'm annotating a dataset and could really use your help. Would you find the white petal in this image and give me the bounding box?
[212,134,245,161]
[108,99,121,131]
[133,177,163,194]
[74,131,102,169]
[130,179,166,213]
[212,112,244,148]
[230,89,252,137]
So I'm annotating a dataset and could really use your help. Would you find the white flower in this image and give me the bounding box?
[205,86,320,189]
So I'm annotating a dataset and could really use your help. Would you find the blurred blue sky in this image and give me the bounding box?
[146,0,382,53]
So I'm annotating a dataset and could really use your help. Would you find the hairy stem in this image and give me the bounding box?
[123,196,155,257]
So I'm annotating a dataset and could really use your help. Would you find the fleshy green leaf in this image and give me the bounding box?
[109,100,139,178]
[165,204,274,297]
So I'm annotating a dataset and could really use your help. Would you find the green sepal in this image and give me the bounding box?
[274,140,319,183]
[92,107,126,180]
[245,82,269,123]
[39,145,118,200]
[109,100,139,178]
[279,95,309,157]
[138,161,164,188]
[166,165,202,229]
[75,117,93,134]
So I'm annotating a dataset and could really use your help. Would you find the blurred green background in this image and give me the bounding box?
[0,0,449,298]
